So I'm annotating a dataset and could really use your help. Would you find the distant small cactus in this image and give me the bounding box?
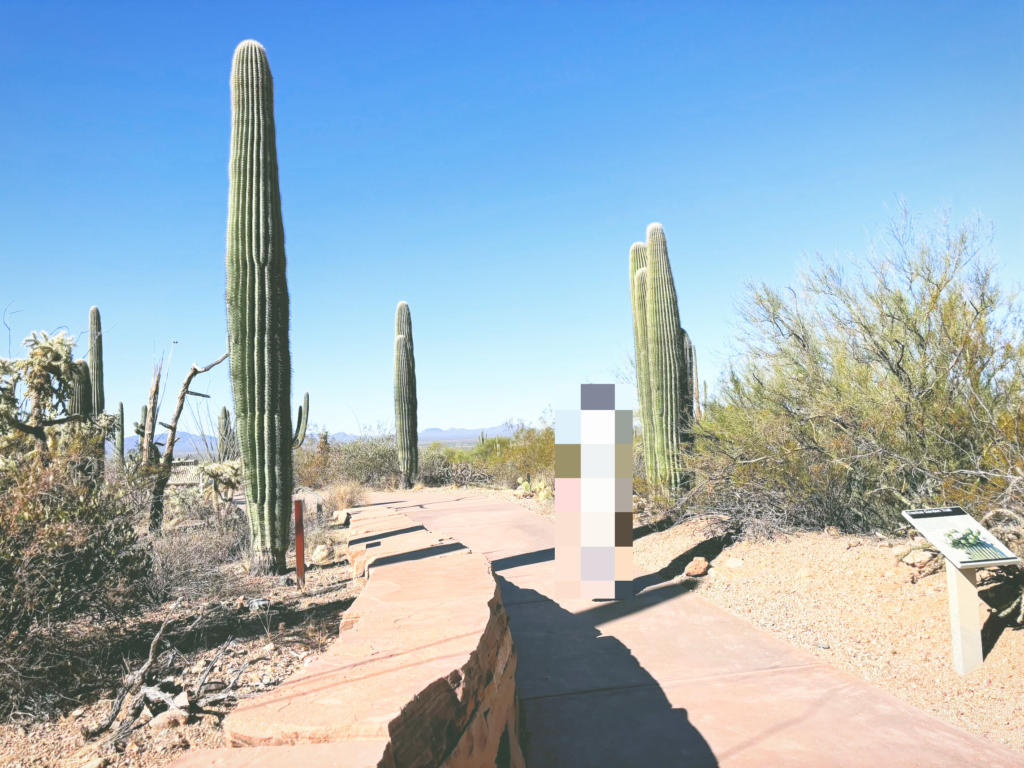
[394,302,418,489]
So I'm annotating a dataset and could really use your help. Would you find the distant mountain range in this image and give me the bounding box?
[332,425,512,444]
[108,425,513,456]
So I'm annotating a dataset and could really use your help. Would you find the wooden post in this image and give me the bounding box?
[945,561,982,675]
[294,499,305,589]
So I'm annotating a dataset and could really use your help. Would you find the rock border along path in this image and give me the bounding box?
[171,502,525,768]
[380,491,1024,768]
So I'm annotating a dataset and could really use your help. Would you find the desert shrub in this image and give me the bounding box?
[294,426,334,488]
[322,482,367,512]
[333,433,402,489]
[481,419,555,488]
[148,518,249,601]
[685,203,1024,547]
[0,456,153,640]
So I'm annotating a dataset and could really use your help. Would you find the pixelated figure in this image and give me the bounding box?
[555,384,633,599]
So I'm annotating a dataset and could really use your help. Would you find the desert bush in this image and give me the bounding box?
[685,203,1024,550]
[0,456,153,641]
[294,426,334,488]
[481,418,555,488]
[322,482,367,513]
[333,432,403,489]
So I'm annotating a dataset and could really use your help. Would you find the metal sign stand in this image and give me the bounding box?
[903,506,1020,677]
[945,561,982,676]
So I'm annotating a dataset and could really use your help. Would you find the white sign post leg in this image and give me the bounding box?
[945,561,983,676]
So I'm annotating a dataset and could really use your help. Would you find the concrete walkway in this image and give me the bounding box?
[369,491,1024,768]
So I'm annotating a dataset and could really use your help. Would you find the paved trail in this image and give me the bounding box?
[370,490,1023,768]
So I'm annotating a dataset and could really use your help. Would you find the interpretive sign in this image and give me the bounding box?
[902,506,1020,676]
[901,507,1020,569]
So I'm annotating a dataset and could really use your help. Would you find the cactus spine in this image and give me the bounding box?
[630,223,694,488]
[293,392,309,448]
[394,301,418,489]
[226,40,294,575]
[89,307,104,416]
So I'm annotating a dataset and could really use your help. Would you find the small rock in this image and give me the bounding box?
[276,574,296,587]
[816,640,830,649]
[912,536,928,546]
[150,708,188,731]
[261,674,274,685]
[81,759,109,768]
[262,642,276,653]
[248,597,271,612]
[70,707,85,719]
[169,731,191,749]
[903,550,937,568]
[311,544,332,565]
[891,545,912,558]
[172,690,190,710]
[726,558,744,569]
[684,557,709,577]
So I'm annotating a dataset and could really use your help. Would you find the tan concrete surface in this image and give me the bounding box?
[378,491,1024,768]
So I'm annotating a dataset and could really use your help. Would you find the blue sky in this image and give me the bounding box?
[1,1,1021,435]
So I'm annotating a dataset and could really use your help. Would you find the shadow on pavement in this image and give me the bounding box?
[501,577,718,768]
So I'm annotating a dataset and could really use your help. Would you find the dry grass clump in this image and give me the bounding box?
[323,482,367,513]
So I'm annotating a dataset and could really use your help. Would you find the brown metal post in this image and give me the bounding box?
[294,499,305,589]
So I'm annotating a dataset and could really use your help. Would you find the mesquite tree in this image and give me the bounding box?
[394,301,418,488]
[225,40,295,574]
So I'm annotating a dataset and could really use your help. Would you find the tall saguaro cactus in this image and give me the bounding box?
[630,245,656,482]
[629,223,694,488]
[115,402,124,464]
[394,301,418,489]
[89,307,104,417]
[226,40,294,574]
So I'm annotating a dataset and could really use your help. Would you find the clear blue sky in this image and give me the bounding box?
[1,1,1021,436]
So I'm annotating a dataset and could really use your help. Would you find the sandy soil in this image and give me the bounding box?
[0,526,361,768]
[634,520,1024,754]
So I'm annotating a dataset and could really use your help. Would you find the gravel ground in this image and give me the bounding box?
[0,526,362,768]
[634,520,1024,754]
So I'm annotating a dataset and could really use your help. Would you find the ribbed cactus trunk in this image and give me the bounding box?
[629,244,657,482]
[115,402,124,464]
[89,307,104,416]
[639,223,694,489]
[226,40,293,575]
[69,360,93,419]
[394,302,418,489]
[88,307,105,478]
[217,405,240,462]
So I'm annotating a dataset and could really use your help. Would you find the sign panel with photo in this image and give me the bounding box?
[902,507,1021,570]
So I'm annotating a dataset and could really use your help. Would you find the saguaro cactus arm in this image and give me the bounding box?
[293,392,309,448]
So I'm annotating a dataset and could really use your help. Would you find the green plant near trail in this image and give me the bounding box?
[293,392,309,448]
[69,359,93,420]
[225,39,295,575]
[394,301,418,489]
[217,405,240,462]
[89,306,104,417]
[630,223,695,489]
[115,402,124,464]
